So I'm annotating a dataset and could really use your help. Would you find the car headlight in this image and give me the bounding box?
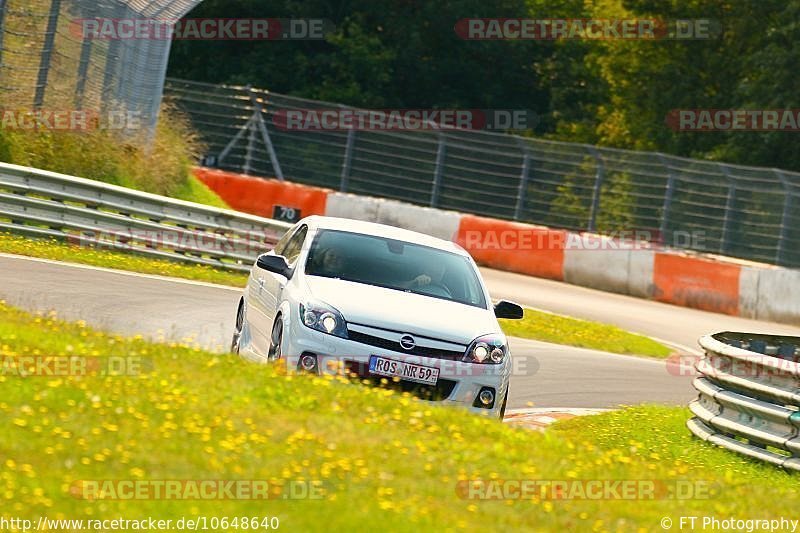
[299,301,348,338]
[463,334,507,364]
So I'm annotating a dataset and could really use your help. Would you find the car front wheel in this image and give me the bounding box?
[268,317,283,361]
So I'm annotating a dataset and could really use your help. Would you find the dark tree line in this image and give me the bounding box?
[168,0,800,171]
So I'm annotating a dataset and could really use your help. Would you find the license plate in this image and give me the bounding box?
[368,356,439,385]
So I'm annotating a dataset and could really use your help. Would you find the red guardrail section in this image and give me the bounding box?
[653,252,742,315]
[455,215,566,281]
[194,168,329,218]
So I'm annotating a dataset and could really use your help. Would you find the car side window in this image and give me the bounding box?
[281,225,308,266]
[272,224,299,256]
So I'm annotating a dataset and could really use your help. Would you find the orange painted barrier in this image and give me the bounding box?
[455,215,566,281]
[193,168,329,219]
[653,252,741,315]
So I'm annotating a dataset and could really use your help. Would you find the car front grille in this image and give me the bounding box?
[346,327,466,361]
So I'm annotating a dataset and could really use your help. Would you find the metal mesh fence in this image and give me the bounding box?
[0,0,201,135]
[165,77,800,269]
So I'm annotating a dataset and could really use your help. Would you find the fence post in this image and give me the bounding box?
[774,169,793,266]
[74,30,93,108]
[514,147,531,221]
[33,0,62,109]
[657,153,676,245]
[0,0,7,71]
[340,128,356,192]
[586,146,605,232]
[217,115,252,167]
[101,39,121,115]
[250,88,284,181]
[243,86,257,175]
[719,165,737,255]
[430,133,447,208]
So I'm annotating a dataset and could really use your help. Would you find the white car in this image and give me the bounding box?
[231,216,523,417]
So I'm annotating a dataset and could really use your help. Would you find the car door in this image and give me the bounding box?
[249,225,308,355]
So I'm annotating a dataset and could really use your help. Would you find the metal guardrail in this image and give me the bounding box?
[688,332,800,471]
[0,162,291,272]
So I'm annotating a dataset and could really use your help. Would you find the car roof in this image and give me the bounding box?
[300,215,468,256]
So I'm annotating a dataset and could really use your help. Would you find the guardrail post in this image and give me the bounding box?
[33,0,62,109]
[586,146,605,232]
[340,128,356,192]
[719,165,737,255]
[514,149,531,221]
[658,153,676,245]
[774,169,793,265]
[430,133,446,208]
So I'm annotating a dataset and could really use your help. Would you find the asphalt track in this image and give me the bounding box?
[3,253,800,409]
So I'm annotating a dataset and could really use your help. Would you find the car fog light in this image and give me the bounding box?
[300,354,318,372]
[479,389,495,406]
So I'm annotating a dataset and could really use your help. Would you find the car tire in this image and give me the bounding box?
[268,316,283,361]
[231,300,244,354]
[499,389,508,420]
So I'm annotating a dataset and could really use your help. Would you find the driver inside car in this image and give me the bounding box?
[401,261,446,291]
[311,246,347,277]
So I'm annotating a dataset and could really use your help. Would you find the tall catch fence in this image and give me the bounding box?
[169,77,800,269]
[0,0,202,135]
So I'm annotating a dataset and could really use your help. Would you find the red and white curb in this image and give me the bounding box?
[503,408,609,431]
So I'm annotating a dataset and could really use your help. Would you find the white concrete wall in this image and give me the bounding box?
[325,193,460,242]
[745,268,800,325]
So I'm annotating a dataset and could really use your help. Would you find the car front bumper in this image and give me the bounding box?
[281,318,510,417]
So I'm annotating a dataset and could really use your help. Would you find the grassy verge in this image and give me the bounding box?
[0,301,797,530]
[500,308,672,358]
[0,234,249,287]
[0,104,228,209]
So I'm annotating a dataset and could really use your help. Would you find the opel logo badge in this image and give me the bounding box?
[399,335,416,351]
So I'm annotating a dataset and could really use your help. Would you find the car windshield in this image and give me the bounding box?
[305,229,487,309]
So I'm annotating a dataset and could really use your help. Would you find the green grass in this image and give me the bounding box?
[500,308,672,358]
[0,301,798,530]
[0,233,249,287]
[172,175,230,209]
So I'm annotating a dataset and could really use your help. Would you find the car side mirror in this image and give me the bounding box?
[256,254,290,277]
[494,300,524,319]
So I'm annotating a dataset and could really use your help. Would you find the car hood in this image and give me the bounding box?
[304,276,499,344]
